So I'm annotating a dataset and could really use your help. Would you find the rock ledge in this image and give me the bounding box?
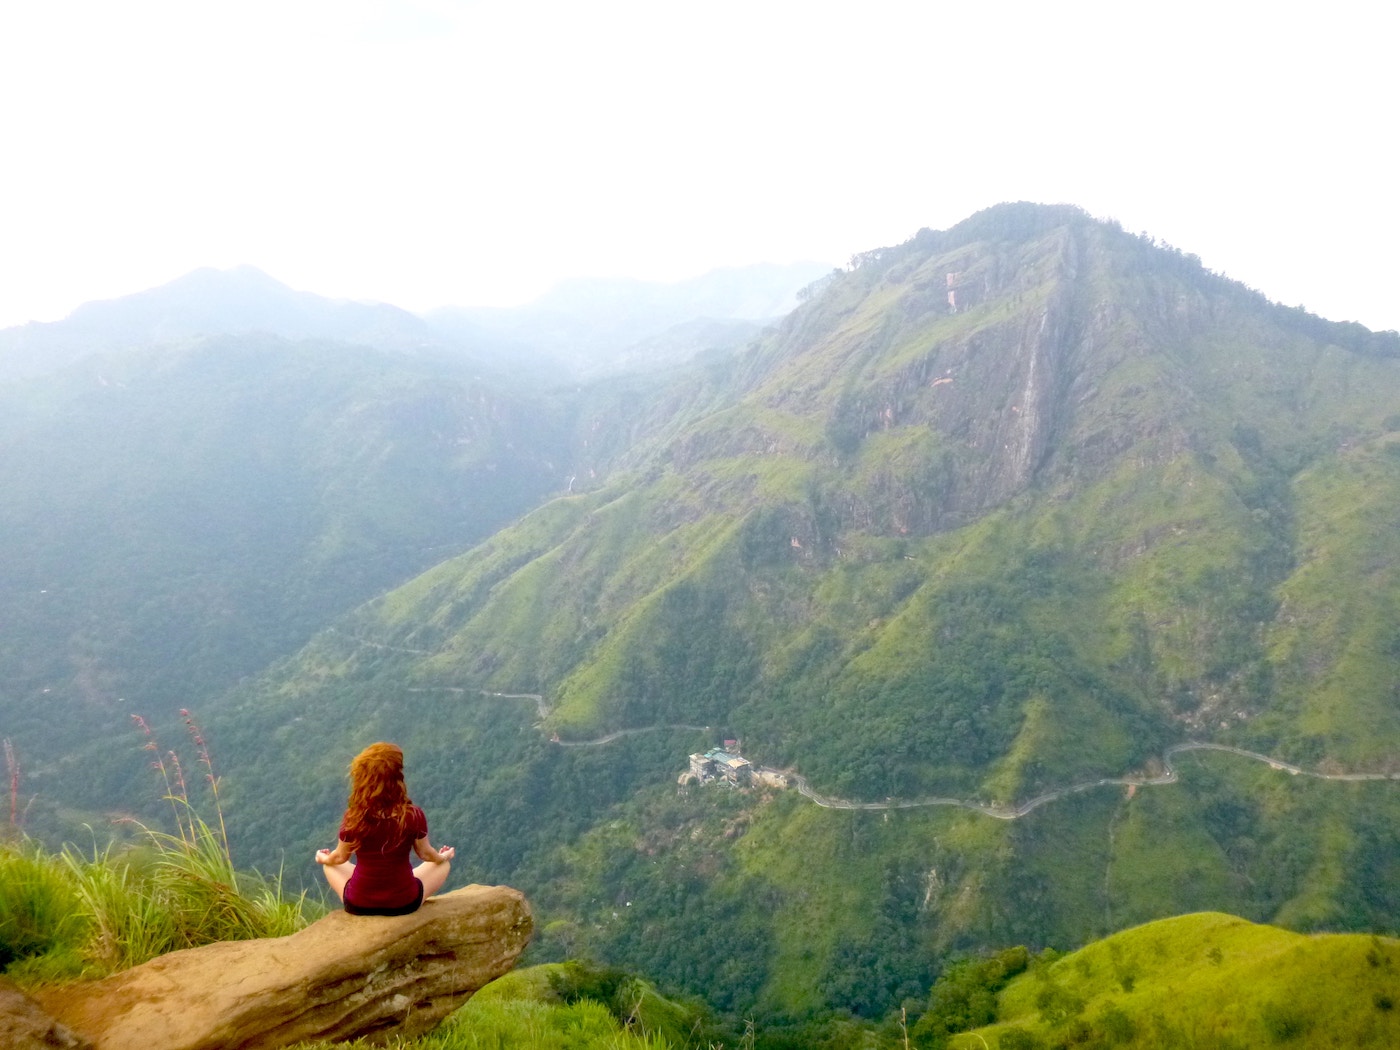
[34,883,531,1050]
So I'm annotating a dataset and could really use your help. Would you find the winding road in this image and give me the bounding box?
[780,741,1400,819]
[538,722,1399,819]
[519,712,1399,819]
[334,625,1398,821]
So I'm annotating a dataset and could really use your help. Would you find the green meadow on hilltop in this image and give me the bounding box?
[954,912,1400,1049]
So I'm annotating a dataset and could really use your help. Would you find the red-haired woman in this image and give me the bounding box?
[315,742,455,915]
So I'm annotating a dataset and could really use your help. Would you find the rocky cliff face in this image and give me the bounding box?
[652,214,1105,539]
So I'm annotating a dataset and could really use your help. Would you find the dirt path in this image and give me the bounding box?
[404,687,551,722]
[553,725,713,747]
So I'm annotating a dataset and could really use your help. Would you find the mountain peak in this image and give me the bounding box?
[935,200,1094,243]
[158,263,290,295]
[0,266,431,381]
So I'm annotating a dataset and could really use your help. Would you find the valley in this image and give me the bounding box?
[3,203,1400,1043]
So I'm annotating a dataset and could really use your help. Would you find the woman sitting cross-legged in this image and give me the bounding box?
[315,741,455,915]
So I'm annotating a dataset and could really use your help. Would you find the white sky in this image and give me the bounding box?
[1,0,1395,331]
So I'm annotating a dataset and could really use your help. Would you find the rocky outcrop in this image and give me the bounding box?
[34,884,531,1050]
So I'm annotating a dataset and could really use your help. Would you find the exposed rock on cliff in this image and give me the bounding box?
[35,884,531,1050]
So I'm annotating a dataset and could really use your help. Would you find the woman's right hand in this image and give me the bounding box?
[315,848,333,865]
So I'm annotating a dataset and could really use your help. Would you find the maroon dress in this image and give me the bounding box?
[341,805,428,915]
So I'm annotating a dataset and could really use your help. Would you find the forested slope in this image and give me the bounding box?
[0,335,572,819]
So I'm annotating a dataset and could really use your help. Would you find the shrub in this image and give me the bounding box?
[1096,1004,1136,1044]
[1260,1002,1310,1043]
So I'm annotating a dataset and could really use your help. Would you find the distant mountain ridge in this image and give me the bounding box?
[0,266,435,380]
[426,261,833,376]
[0,261,833,384]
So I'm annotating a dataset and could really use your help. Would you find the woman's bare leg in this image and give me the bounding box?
[320,859,354,901]
[414,858,452,899]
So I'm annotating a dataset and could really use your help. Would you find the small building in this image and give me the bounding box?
[688,747,753,786]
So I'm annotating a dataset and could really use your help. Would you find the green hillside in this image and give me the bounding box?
[956,912,1400,1049]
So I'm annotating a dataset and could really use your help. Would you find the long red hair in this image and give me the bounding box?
[341,742,414,848]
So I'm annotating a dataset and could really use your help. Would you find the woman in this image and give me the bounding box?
[315,741,455,915]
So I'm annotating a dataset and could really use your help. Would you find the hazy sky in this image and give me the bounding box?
[2,1,1395,331]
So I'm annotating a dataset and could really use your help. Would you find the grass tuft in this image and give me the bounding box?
[2,712,323,983]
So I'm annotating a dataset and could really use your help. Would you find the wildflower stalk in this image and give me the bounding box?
[4,738,17,831]
[182,708,230,862]
[167,750,192,848]
[130,715,189,844]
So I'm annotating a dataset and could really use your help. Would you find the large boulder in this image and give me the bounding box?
[34,884,531,1050]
